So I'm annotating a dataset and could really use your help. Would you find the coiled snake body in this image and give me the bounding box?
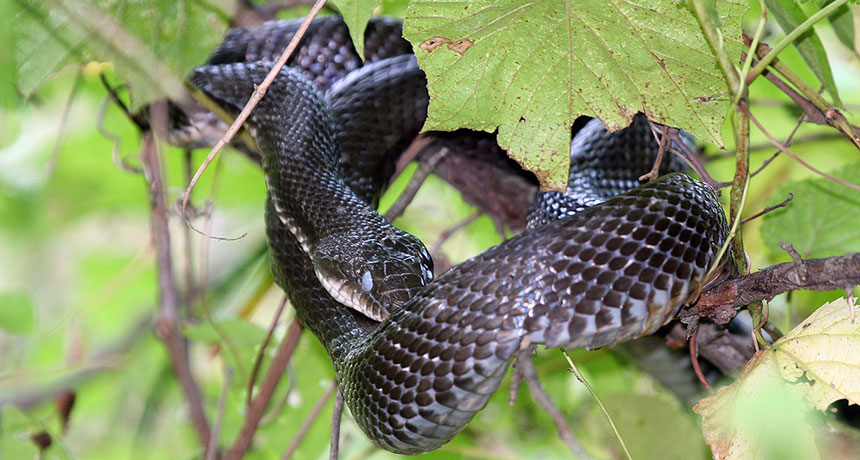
[189,17,729,455]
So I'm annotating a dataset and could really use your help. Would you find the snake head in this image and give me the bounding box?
[312,229,434,322]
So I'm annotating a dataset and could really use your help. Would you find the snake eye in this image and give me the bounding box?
[360,270,374,291]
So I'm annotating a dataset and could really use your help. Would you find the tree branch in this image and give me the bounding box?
[224,317,303,460]
[696,252,860,320]
[143,103,212,448]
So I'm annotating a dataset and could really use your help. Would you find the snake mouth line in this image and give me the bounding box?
[314,266,388,322]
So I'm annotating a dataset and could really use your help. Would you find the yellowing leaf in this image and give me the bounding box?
[774,297,860,410]
[695,298,860,460]
[695,350,819,460]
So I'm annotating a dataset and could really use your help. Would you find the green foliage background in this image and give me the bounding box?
[1,1,859,459]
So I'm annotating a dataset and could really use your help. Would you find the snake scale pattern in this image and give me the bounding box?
[187,16,729,454]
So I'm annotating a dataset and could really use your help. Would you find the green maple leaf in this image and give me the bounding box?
[403,0,745,191]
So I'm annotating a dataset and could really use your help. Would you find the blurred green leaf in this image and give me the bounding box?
[605,394,707,460]
[15,0,234,108]
[403,0,745,191]
[0,406,41,459]
[183,318,265,345]
[331,0,381,60]
[0,2,22,107]
[760,162,860,258]
[826,1,858,55]
[764,0,841,105]
[0,290,35,334]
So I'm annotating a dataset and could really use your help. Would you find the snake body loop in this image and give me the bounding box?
[189,17,729,455]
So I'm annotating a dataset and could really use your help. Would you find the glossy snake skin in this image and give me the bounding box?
[188,16,729,454]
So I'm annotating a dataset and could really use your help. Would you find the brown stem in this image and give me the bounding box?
[207,367,233,460]
[743,33,860,150]
[741,193,793,224]
[247,296,289,408]
[514,348,593,459]
[740,102,860,192]
[142,104,212,449]
[429,210,483,257]
[224,318,303,460]
[330,389,344,460]
[383,147,449,222]
[697,252,860,319]
[640,124,669,182]
[280,381,338,460]
[730,103,751,276]
[688,328,713,393]
[749,113,805,178]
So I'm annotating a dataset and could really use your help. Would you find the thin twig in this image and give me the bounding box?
[182,150,198,315]
[224,318,303,460]
[669,131,727,190]
[392,135,432,180]
[746,0,851,84]
[142,103,212,448]
[247,296,289,408]
[741,193,793,224]
[749,114,805,178]
[260,363,297,425]
[753,300,771,349]
[330,389,344,460]
[561,350,631,460]
[740,102,860,192]
[280,381,338,460]
[515,348,592,459]
[383,147,449,222]
[97,90,142,174]
[98,73,149,130]
[430,210,483,257]
[689,328,713,393]
[206,367,234,460]
[182,0,328,216]
[640,123,669,182]
[744,33,860,150]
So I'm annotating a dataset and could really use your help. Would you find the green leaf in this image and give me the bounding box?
[695,298,860,459]
[183,317,267,383]
[826,1,857,55]
[0,2,22,106]
[604,394,707,460]
[764,0,841,105]
[0,291,35,334]
[0,406,41,459]
[760,162,860,258]
[15,0,234,108]
[183,318,266,345]
[403,0,745,191]
[331,0,382,60]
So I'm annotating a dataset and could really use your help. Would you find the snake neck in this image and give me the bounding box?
[192,61,433,323]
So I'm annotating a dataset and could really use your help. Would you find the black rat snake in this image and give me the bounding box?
[184,16,729,455]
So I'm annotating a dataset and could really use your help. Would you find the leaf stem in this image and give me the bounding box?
[688,0,742,99]
[747,0,851,84]
[734,0,766,105]
[561,350,632,460]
